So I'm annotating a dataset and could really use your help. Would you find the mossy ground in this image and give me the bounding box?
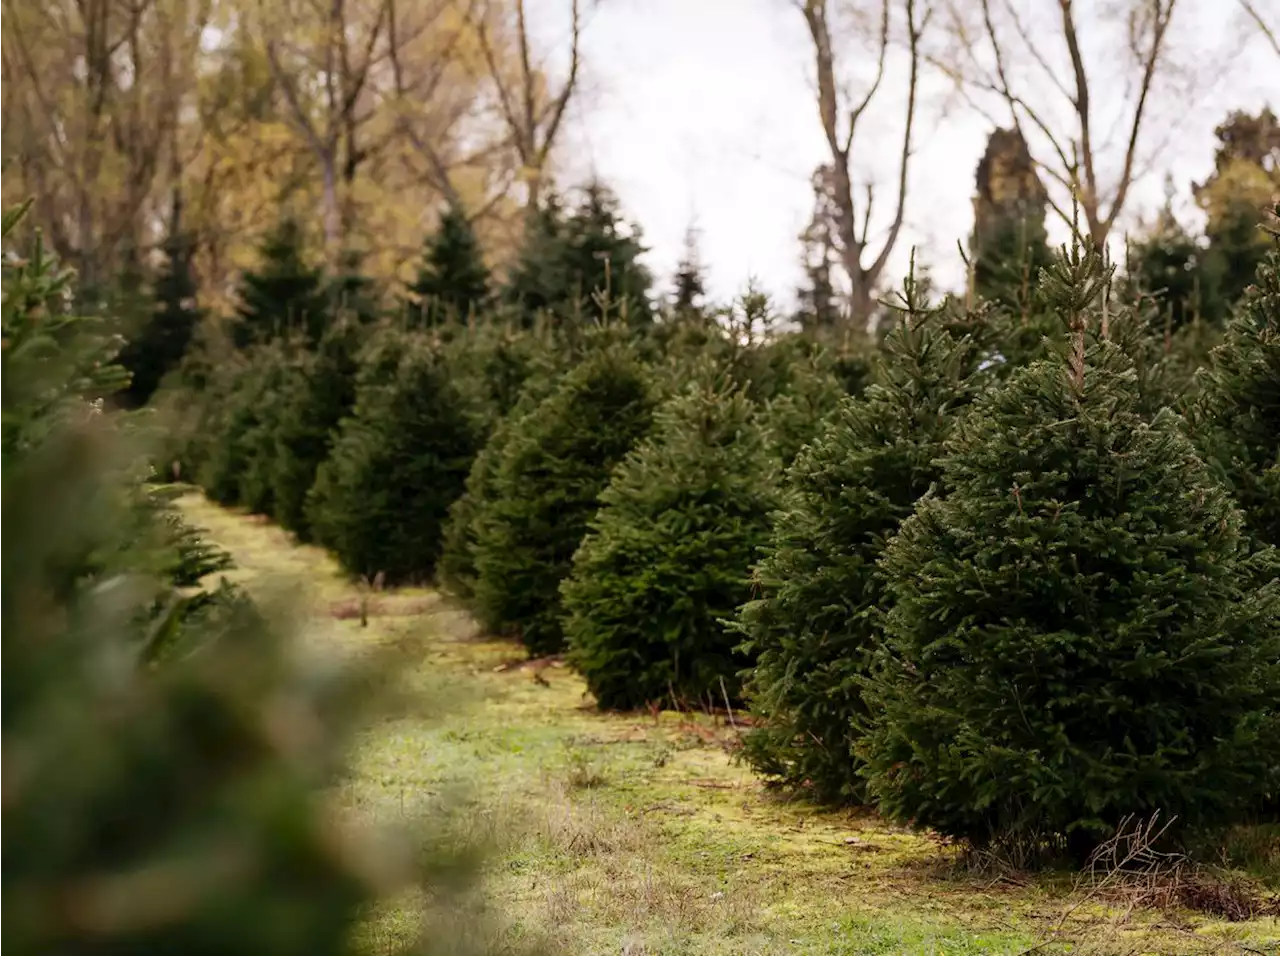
[181,495,1280,956]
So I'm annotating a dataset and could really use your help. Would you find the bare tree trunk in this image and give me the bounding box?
[800,0,927,329]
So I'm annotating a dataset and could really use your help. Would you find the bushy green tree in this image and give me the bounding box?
[738,276,992,803]
[307,332,483,583]
[198,343,289,506]
[119,196,202,408]
[231,217,326,349]
[563,374,777,710]
[472,344,656,654]
[324,248,380,325]
[860,240,1280,859]
[1195,228,1280,548]
[270,318,365,539]
[407,205,491,327]
[2,395,492,956]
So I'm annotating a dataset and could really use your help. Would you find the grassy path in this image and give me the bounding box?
[180,495,1279,956]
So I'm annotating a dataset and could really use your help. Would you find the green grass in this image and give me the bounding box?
[180,495,1280,956]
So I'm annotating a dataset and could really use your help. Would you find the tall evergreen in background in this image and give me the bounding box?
[232,217,326,349]
[503,181,653,327]
[119,194,202,408]
[407,205,491,327]
[968,128,1053,314]
[795,165,843,334]
[324,248,380,325]
[671,222,708,316]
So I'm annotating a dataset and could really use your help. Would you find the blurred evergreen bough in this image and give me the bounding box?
[1,202,508,954]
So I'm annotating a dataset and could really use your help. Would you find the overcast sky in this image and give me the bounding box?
[541,0,1278,309]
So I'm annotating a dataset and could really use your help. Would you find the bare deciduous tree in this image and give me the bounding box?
[935,0,1181,244]
[1238,0,1280,59]
[467,0,583,212]
[799,0,929,328]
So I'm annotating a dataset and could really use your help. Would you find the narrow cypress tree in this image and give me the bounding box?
[307,333,482,583]
[472,344,656,654]
[563,374,777,710]
[232,217,325,349]
[738,274,991,803]
[407,205,491,327]
[861,236,1280,858]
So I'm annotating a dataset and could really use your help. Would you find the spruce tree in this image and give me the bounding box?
[860,237,1280,858]
[671,223,708,316]
[198,344,288,506]
[119,196,202,408]
[324,248,380,326]
[562,373,777,710]
[471,344,656,654]
[307,333,483,583]
[231,217,326,349]
[407,205,491,327]
[269,318,364,539]
[1195,226,1280,548]
[503,192,569,325]
[738,274,992,803]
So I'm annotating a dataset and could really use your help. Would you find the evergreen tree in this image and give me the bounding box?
[307,333,483,583]
[758,346,849,467]
[198,344,288,506]
[860,238,1280,858]
[1195,109,1280,311]
[563,374,777,710]
[968,128,1053,315]
[324,248,380,326]
[503,191,569,325]
[270,318,365,539]
[407,205,491,327]
[471,344,656,654]
[738,275,992,803]
[795,166,844,334]
[3,388,493,954]
[503,182,653,327]
[1195,225,1280,548]
[119,195,202,408]
[231,217,326,349]
[671,222,708,316]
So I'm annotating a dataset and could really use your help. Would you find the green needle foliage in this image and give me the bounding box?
[738,273,992,804]
[563,372,778,710]
[270,317,364,539]
[1195,221,1280,548]
[307,331,483,583]
[472,343,656,655]
[860,237,1280,861]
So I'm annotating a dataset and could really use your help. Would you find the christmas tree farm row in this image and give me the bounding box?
[169,219,1280,864]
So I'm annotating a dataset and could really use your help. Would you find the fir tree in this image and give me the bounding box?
[307,333,483,583]
[198,344,288,506]
[672,222,708,316]
[1195,224,1280,548]
[407,205,491,327]
[563,373,777,710]
[231,217,326,349]
[324,248,380,326]
[119,194,202,408]
[503,191,569,325]
[472,344,656,654]
[795,167,844,335]
[860,236,1280,858]
[738,274,991,803]
[269,317,365,539]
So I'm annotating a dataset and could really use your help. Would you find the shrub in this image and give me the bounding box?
[471,343,656,654]
[563,374,778,710]
[860,242,1280,859]
[307,332,483,583]
[738,279,991,804]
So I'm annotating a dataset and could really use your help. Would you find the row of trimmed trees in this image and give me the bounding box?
[169,192,1280,863]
